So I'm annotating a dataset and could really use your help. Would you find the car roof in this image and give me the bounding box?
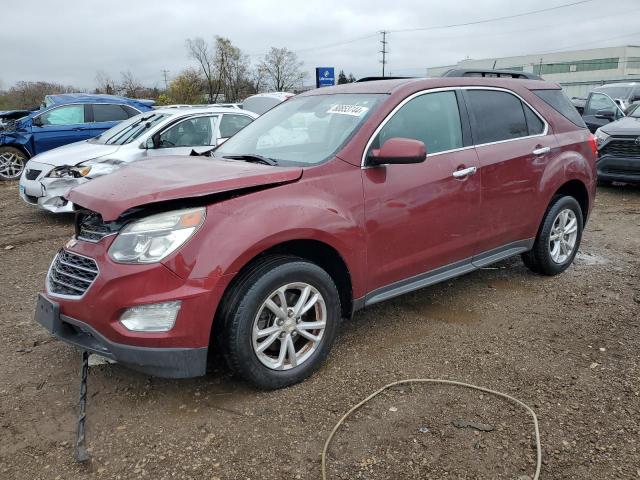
[152,106,258,116]
[45,93,154,106]
[298,77,557,97]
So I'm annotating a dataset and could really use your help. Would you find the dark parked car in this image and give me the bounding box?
[582,82,640,133]
[35,77,596,389]
[594,106,640,185]
[0,94,153,180]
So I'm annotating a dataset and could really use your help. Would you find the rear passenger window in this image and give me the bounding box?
[467,90,528,144]
[371,91,463,155]
[523,104,544,135]
[93,104,129,122]
[219,114,253,138]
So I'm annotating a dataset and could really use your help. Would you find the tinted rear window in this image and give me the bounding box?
[467,90,528,144]
[532,89,586,128]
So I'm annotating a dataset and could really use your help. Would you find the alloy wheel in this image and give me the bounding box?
[0,151,25,180]
[549,208,578,264]
[252,282,327,371]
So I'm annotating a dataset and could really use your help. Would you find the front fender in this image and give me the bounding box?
[162,160,367,298]
[0,129,34,156]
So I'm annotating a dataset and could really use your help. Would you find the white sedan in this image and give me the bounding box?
[19,107,257,213]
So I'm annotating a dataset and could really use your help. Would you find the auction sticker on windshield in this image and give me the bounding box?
[327,104,369,117]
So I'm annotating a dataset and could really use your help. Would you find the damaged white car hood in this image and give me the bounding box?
[29,140,121,168]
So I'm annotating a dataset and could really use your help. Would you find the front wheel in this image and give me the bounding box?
[220,256,340,389]
[522,195,583,276]
[0,146,27,180]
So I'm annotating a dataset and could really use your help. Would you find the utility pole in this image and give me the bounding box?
[161,69,170,90]
[380,31,388,77]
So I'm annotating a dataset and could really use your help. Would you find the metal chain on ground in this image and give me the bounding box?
[321,378,541,480]
[74,350,91,463]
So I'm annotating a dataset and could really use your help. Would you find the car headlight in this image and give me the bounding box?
[78,160,120,178]
[108,207,206,264]
[594,128,610,147]
[46,165,91,178]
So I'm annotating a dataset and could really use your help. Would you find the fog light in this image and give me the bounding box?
[119,301,181,332]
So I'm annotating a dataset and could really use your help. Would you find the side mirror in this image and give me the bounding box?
[595,109,615,121]
[367,137,427,166]
[32,116,43,127]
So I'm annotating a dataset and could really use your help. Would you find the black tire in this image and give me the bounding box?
[521,195,584,276]
[0,146,27,180]
[219,255,340,389]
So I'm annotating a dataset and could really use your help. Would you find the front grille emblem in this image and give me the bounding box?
[635,136,640,146]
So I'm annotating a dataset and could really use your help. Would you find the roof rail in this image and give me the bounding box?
[442,69,542,80]
[355,76,417,82]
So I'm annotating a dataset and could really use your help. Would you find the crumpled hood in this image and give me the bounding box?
[28,140,121,167]
[66,156,303,220]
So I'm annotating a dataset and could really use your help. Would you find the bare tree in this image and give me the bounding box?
[186,37,217,103]
[217,37,252,102]
[2,81,75,109]
[119,71,143,98]
[95,70,117,95]
[258,47,306,92]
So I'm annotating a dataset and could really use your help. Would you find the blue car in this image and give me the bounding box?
[0,94,153,180]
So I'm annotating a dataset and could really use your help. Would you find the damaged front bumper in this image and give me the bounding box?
[19,161,85,213]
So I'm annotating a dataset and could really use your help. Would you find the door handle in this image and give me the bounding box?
[532,146,551,156]
[452,166,477,179]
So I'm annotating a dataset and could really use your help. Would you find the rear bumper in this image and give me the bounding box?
[597,155,640,184]
[35,293,208,378]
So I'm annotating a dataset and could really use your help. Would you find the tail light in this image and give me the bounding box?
[587,133,598,158]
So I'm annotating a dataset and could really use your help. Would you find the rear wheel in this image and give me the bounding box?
[522,195,583,276]
[0,146,27,180]
[220,255,340,389]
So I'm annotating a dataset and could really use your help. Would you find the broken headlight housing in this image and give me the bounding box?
[108,207,206,264]
[46,165,91,178]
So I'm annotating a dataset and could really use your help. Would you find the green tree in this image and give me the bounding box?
[165,69,205,104]
[348,73,356,83]
[337,70,348,84]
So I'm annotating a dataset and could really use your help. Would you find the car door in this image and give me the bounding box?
[31,104,92,154]
[463,88,555,258]
[145,115,218,157]
[217,113,254,145]
[582,92,625,133]
[90,104,138,137]
[362,89,481,295]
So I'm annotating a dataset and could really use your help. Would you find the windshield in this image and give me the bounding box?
[216,93,385,166]
[595,86,632,100]
[90,112,168,145]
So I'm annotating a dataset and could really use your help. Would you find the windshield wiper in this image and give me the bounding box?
[223,154,279,166]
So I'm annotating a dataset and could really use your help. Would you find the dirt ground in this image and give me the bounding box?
[0,179,639,480]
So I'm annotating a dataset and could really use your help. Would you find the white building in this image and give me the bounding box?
[427,45,640,98]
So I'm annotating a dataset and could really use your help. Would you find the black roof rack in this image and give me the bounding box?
[442,69,542,80]
[355,76,416,82]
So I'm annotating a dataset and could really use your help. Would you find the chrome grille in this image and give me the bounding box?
[25,169,41,180]
[47,250,98,297]
[600,139,640,158]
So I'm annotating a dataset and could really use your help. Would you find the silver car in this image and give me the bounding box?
[19,107,257,213]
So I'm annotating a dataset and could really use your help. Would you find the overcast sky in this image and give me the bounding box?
[2,0,639,90]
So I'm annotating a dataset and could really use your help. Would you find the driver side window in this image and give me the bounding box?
[369,91,463,156]
[157,116,216,148]
[38,105,86,126]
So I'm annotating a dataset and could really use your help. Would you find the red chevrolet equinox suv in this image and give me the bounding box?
[35,77,597,389]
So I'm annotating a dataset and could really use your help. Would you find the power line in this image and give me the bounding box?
[388,0,595,33]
